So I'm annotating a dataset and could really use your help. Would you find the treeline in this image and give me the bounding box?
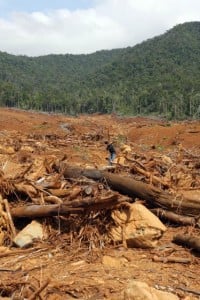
[0,21,200,119]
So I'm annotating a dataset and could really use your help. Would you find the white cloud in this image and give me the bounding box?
[0,0,199,56]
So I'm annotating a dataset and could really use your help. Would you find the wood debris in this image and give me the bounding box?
[0,113,200,299]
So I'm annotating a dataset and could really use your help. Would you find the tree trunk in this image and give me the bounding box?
[151,208,199,226]
[11,194,121,218]
[11,204,84,218]
[60,165,200,216]
[173,234,200,252]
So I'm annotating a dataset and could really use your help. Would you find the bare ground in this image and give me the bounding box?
[0,108,200,300]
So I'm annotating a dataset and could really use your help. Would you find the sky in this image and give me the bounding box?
[0,0,199,57]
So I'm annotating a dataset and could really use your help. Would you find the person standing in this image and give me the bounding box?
[105,141,116,165]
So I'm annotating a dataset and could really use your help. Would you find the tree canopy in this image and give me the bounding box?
[0,21,200,119]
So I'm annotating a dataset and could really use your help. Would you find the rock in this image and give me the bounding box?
[109,203,166,248]
[123,280,179,300]
[102,255,128,269]
[13,220,44,248]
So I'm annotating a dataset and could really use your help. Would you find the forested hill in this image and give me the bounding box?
[0,21,200,119]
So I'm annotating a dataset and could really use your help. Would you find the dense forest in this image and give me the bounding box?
[0,21,200,119]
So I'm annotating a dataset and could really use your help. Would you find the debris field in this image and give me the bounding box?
[0,108,200,299]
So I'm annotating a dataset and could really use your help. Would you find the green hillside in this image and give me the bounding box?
[0,21,200,119]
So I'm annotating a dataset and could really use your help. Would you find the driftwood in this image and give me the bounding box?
[173,234,200,252]
[59,165,200,216]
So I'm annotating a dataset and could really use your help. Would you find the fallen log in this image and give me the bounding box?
[59,165,200,216]
[173,234,200,252]
[153,255,191,264]
[11,205,84,218]
[10,194,125,218]
[176,286,200,297]
[151,208,198,226]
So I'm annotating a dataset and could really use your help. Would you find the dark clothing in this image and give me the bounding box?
[106,143,116,165]
[106,143,116,154]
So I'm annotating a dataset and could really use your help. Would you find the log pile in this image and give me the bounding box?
[0,130,200,251]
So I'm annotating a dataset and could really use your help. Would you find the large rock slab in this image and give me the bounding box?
[109,203,166,248]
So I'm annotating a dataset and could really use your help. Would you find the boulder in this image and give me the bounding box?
[109,203,166,248]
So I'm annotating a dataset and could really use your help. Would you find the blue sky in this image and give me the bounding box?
[0,0,94,16]
[0,0,199,56]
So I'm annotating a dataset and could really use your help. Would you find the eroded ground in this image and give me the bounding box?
[0,108,200,299]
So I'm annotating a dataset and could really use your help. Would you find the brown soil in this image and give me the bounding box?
[0,108,200,300]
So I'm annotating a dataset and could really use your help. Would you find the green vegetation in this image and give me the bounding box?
[0,22,200,119]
